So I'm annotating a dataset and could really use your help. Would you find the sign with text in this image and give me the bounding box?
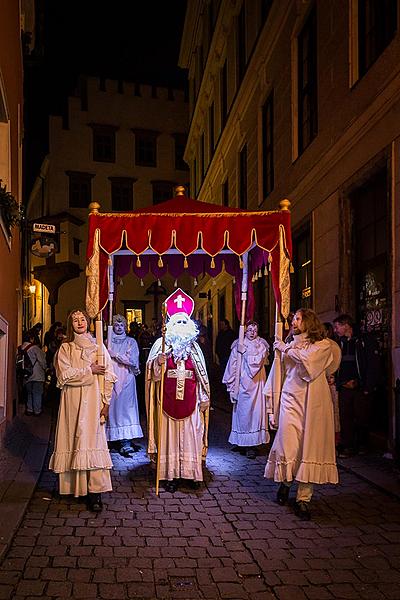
[33,223,56,234]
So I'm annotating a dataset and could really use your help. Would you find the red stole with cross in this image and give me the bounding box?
[163,355,197,420]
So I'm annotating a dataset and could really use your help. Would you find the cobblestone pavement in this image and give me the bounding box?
[1,405,400,600]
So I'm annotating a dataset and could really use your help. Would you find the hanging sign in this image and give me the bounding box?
[33,223,56,234]
[30,235,58,258]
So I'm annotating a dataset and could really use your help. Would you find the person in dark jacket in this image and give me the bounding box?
[333,314,380,456]
[215,319,236,374]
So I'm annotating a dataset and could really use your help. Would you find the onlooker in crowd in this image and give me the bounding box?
[43,321,62,350]
[106,314,143,457]
[223,321,269,459]
[128,320,140,339]
[324,322,342,446]
[215,319,236,373]
[30,322,43,347]
[265,309,340,521]
[49,309,116,512]
[21,330,47,415]
[45,326,66,406]
[196,322,213,371]
[333,314,380,457]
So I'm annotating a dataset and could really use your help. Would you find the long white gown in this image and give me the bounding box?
[146,339,210,482]
[223,336,269,447]
[106,333,143,442]
[265,333,340,484]
[49,333,117,497]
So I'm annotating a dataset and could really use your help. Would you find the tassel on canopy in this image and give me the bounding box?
[136,256,141,268]
[264,265,268,276]
[184,256,188,268]
[158,255,163,268]
[210,257,215,269]
[158,279,161,286]
[268,253,273,271]
[239,256,244,269]
[174,279,178,287]
[194,277,198,287]
[140,279,144,287]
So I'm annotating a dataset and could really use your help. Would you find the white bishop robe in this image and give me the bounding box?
[146,339,210,482]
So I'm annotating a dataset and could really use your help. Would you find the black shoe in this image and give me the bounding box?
[87,493,103,512]
[119,445,135,458]
[230,445,240,452]
[246,448,257,459]
[294,501,311,521]
[277,483,290,506]
[186,480,201,490]
[164,481,178,493]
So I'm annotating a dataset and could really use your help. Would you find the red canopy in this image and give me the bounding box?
[85,195,292,319]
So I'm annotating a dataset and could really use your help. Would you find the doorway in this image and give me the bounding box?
[351,169,390,444]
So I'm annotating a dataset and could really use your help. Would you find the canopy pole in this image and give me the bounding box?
[270,197,291,425]
[95,312,106,423]
[107,256,114,348]
[155,302,167,496]
[233,252,249,400]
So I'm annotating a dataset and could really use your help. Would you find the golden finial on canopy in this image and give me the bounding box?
[279,198,291,212]
[89,201,101,214]
[175,185,186,196]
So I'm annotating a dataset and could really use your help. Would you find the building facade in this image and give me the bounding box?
[179,0,400,451]
[27,76,189,330]
[0,0,24,435]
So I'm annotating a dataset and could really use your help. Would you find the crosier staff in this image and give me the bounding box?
[155,302,167,496]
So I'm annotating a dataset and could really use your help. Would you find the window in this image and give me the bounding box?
[237,4,246,84]
[66,171,94,209]
[239,145,247,209]
[261,0,273,24]
[359,0,397,76]
[133,129,159,167]
[262,91,274,198]
[200,133,205,179]
[209,102,215,160]
[222,179,229,207]
[110,177,136,211]
[73,238,82,256]
[221,61,228,128]
[292,224,312,309]
[173,134,188,171]
[298,8,318,154]
[89,124,117,163]
[193,158,197,196]
[151,180,175,205]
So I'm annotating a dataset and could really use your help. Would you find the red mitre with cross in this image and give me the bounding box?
[165,288,194,318]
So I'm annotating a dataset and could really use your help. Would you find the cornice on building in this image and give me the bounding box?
[186,0,292,193]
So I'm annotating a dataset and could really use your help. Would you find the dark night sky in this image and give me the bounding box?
[25,1,188,191]
[43,0,188,112]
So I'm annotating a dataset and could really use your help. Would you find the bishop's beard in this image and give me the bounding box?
[165,323,198,362]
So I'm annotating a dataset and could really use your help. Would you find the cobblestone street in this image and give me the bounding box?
[1,404,400,600]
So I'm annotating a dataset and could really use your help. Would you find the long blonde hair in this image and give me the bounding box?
[295,308,326,344]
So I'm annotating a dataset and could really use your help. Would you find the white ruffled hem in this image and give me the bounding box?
[264,453,338,484]
[106,424,143,441]
[49,449,113,473]
[228,428,269,446]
